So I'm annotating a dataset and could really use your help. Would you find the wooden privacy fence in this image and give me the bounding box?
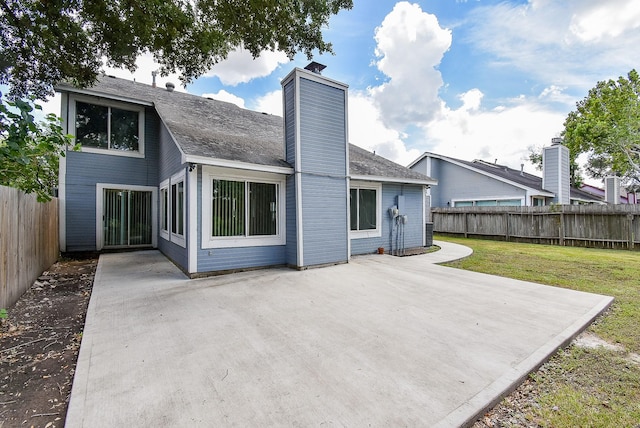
[432,204,640,250]
[0,185,59,308]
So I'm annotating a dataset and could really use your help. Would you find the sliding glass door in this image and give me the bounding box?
[103,189,153,247]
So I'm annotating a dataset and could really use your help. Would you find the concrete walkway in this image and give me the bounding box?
[66,241,612,427]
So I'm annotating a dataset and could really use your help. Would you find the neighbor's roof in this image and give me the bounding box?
[410,152,603,202]
[57,75,436,185]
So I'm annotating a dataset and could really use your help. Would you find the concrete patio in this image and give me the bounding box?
[65,241,612,427]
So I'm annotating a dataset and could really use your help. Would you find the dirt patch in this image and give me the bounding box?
[0,256,97,428]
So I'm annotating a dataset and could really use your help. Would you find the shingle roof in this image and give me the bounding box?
[414,152,603,203]
[57,76,289,169]
[349,144,432,183]
[57,75,435,184]
[456,158,548,192]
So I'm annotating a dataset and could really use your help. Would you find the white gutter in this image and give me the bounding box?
[183,154,294,175]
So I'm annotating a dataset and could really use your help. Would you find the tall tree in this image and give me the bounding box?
[0,95,72,201]
[0,0,353,100]
[562,69,640,189]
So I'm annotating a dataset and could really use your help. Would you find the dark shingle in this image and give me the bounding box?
[58,75,435,183]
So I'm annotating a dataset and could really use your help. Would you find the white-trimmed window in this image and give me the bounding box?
[160,180,170,240]
[159,171,186,248]
[171,176,185,242]
[70,95,145,157]
[350,182,382,239]
[202,167,285,248]
[452,198,524,207]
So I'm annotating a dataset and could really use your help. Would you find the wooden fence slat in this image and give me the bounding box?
[432,205,640,250]
[0,185,59,308]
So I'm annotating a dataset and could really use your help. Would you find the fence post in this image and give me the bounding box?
[505,213,510,241]
[559,211,565,246]
[629,214,635,250]
[464,212,468,238]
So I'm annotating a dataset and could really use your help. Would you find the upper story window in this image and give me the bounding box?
[71,95,145,158]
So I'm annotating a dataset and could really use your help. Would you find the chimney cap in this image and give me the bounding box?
[304,61,326,74]
[551,137,563,145]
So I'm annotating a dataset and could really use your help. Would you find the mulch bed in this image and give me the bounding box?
[0,256,97,428]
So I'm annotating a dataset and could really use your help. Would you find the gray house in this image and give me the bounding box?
[409,140,601,209]
[56,64,436,276]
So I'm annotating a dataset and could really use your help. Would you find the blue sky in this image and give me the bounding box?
[46,0,640,180]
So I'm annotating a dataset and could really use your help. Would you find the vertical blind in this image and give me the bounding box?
[212,180,277,237]
[212,180,245,236]
[104,189,152,246]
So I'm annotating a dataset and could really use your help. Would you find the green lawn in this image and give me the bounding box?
[437,236,640,427]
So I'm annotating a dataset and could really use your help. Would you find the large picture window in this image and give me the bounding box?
[202,168,285,248]
[350,183,381,239]
[72,96,144,156]
[212,180,277,237]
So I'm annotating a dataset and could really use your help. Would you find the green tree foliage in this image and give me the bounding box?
[562,69,640,189]
[0,0,353,100]
[0,95,73,201]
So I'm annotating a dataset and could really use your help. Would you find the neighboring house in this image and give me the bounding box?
[56,64,436,276]
[409,141,602,208]
[580,183,639,204]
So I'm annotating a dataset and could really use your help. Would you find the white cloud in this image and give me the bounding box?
[204,49,290,86]
[201,90,245,108]
[466,0,640,88]
[102,53,185,92]
[345,2,562,171]
[348,91,421,166]
[253,90,283,116]
[569,0,640,42]
[421,95,565,172]
[371,2,452,129]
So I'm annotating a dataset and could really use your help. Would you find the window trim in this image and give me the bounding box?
[170,171,186,247]
[159,171,186,248]
[69,94,145,158]
[160,179,170,241]
[201,167,286,248]
[349,182,382,240]
[451,197,525,207]
[95,183,157,250]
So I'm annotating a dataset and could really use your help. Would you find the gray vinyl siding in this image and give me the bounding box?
[295,77,349,266]
[543,148,559,195]
[64,106,159,251]
[543,144,570,204]
[350,184,424,255]
[428,159,525,207]
[300,175,349,265]
[298,78,347,176]
[285,176,297,265]
[284,80,296,165]
[157,121,188,270]
[158,122,184,181]
[283,79,299,266]
[195,169,287,274]
[197,246,286,272]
